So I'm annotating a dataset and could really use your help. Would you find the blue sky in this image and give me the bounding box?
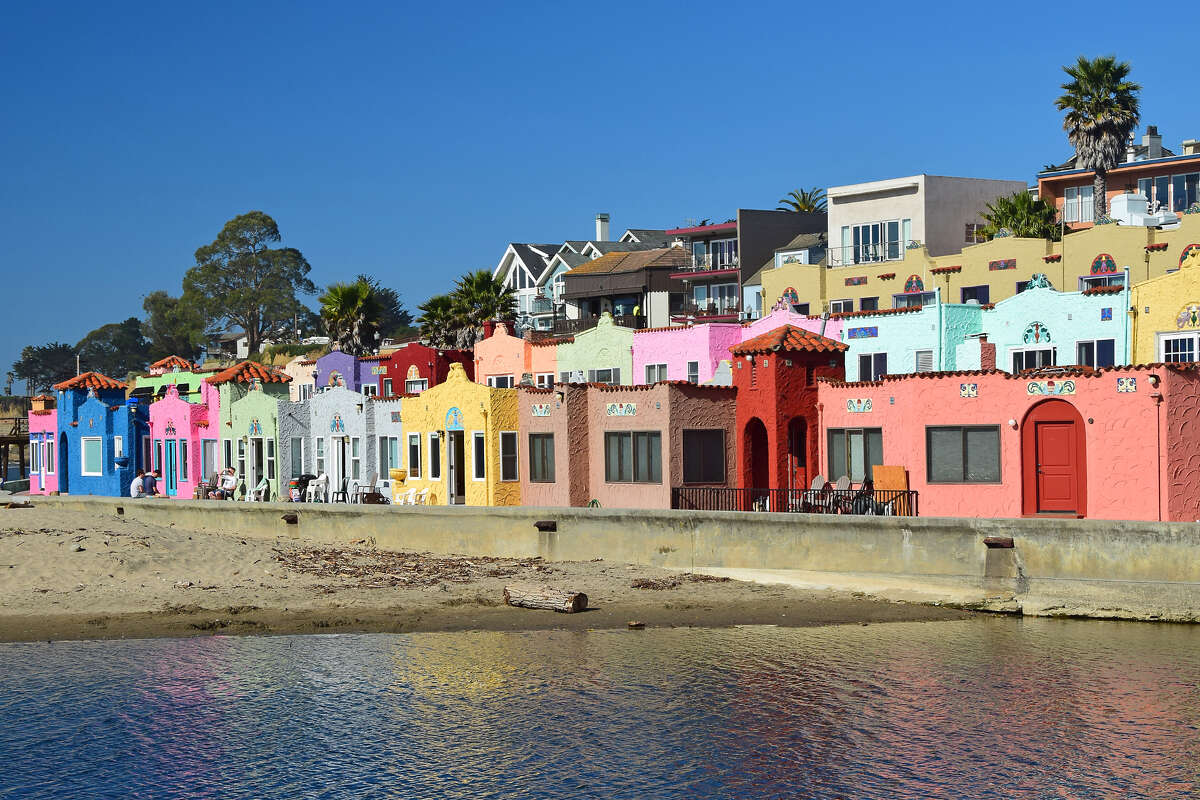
[2,0,1197,387]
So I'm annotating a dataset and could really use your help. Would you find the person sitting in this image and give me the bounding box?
[143,470,159,497]
[130,470,145,499]
[213,468,239,500]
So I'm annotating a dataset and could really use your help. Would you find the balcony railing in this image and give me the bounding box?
[530,296,556,315]
[675,254,740,273]
[827,240,921,267]
[671,486,919,516]
[552,315,646,336]
[669,297,742,319]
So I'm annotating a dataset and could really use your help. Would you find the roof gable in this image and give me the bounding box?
[54,372,128,391]
[731,325,848,355]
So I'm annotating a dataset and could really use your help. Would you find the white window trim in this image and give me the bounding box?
[829,298,853,314]
[534,373,555,389]
[408,433,422,479]
[486,375,515,388]
[644,363,668,384]
[1010,345,1057,370]
[471,431,486,481]
[114,435,124,459]
[499,430,519,482]
[1076,338,1116,368]
[361,383,378,397]
[1158,331,1200,363]
[81,436,104,476]
[427,432,441,480]
[45,440,55,475]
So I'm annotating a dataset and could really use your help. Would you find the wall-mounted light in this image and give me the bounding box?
[1008,419,1018,429]
[1148,374,1161,387]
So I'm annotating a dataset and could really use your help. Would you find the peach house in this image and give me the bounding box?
[472,323,558,389]
[817,364,1200,521]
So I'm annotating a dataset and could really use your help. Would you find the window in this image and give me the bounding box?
[180,439,189,481]
[472,432,486,480]
[927,426,1001,483]
[45,440,55,474]
[1012,347,1055,371]
[893,291,935,309]
[840,219,909,264]
[237,438,246,479]
[687,361,699,384]
[588,368,620,385]
[793,302,811,316]
[381,379,393,396]
[407,434,421,478]
[223,439,233,472]
[960,285,990,304]
[645,364,668,384]
[1080,274,1123,290]
[499,431,518,481]
[528,433,555,482]
[1064,185,1094,223]
[428,434,440,480]
[535,373,554,389]
[915,350,934,373]
[153,440,162,472]
[1160,333,1198,363]
[859,297,878,312]
[859,353,888,381]
[1172,172,1200,212]
[114,436,124,459]
[827,428,883,483]
[82,437,103,476]
[1016,280,1032,294]
[202,440,217,481]
[361,383,378,398]
[405,378,429,394]
[266,439,276,481]
[315,437,325,475]
[604,431,662,483]
[30,439,40,474]
[682,429,725,484]
[298,384,314,401]
[1077,339,1116,369]
[965,223,987,244]
[829,299,853,314]
[378,436,399,475]
[487,375,515,388]
[1139,176,1172,210]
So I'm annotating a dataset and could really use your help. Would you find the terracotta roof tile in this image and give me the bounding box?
[1081,284,1124,295]
[30,410,53,416]
[31,394,52,401]
[298,359,317,366]
[149,355,195,371]
[203,361,292,385]
[731,325,848,355]
[830,306,923,320]
[930,265,962,274]
[54,372,128,391]
[634,325,693,334]
[819,362,1184,388]
[358,354,389,362]
[530,337,571,347]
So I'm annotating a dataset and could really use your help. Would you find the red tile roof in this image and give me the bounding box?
[731,325,847,355]
[531,337,572,347]
[204,361,292,385]
[54,372,128,391]
[298,359,317,366]
[31,394,52,401]
[930,265,962,274]
[30,410,54,416]
[1082,284,1124,295]
[149,355,195,371]
[358,354,389,362]
[829,306,923,320]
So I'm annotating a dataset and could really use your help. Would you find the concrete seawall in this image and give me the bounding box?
[26,495,1200,622]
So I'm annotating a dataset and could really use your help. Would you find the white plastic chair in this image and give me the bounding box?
[250,477,270,502]
[306,473,328,503]
[415,488,430,505]
[398,488,416,506]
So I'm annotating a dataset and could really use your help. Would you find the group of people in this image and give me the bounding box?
[128,468,241,499]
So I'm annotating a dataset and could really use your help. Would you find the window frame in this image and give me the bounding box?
[686,361,699,384]
[1079,274,1123,291]
[914,349,934,373]
[202,439,218,482]
[45,439,55,474]
[266,438,276,481]
[603,430,662,484]
[486,375,515,389]
[925,425,1002,484]
[361,383,378,398]
[349,436,359,481]
[404,378,429,394]
[315,436,326,476]
[81,436,104,476]
[588,367,620,385]
[859,352,888,382]
[114,435,124,460]
[381,378,393,396]
[499,431,519,482]
[534,373,555,389]
[826,427,883,484]
[960,285,990,305]
[179,438,189,482]
[859,296,879,312]
[644,363,668,384]
[472,431,486,481]
[682,428,726,485]
[892,291,935,309]
[528,432,555,483]
[1076,338,1116,369]
[1011,346,1056,372]
[407,433,422,479]
[829,298,853,314]
[1158,332,1199,363]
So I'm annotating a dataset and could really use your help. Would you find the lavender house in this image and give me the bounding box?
[312,350,380,396]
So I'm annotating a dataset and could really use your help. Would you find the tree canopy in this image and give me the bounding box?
[13,342,78,393]
[320,279,383,356]
[182,211,316,354]
[980,191,1062,241]
[75,317,151,379]
[142,290,206,362]
[416,294,458,349]
[777,188,827,213]
[355,274,415,340]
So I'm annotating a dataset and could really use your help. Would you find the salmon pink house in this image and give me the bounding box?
[473,323,557,388]
[818,364,1200,521]
[147,382,219,498]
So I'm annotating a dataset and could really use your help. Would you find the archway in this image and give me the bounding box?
[787,417,808,490]
[742,417,769,510]
[58,432,69,494]
[1021,399,1087,517]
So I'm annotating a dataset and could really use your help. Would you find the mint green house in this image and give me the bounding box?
[129,355,213,403]
[554,313,635,384]
[203,361,292,494]
[840,291,984,381]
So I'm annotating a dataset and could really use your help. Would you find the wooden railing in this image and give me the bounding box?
[671,486,918,516]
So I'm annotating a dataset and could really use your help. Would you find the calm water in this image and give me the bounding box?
[2,619,1200,799]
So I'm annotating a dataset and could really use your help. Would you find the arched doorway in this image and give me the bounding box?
[1021,399,1087,517]
[787,417,808,490]
[58,432,69,494]
[743,417,769,510]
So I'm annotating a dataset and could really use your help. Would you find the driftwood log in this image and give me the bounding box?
[503,583,588,613]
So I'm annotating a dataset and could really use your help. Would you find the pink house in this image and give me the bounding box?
[146,382,220,499]
[28,396,57,495]
[818,364,1200,521]
[473,323,558,389]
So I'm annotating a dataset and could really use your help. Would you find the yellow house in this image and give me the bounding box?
[1130,248,1200,364]
[398,363,520,506]
[760,212,1200,316]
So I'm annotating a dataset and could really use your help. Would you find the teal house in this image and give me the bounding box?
[838,291,984,381]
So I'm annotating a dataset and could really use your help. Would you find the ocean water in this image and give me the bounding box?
[2,618,1199,799]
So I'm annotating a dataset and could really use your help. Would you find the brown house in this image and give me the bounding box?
[559,247,690,333]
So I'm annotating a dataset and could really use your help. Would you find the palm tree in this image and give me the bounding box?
[319,279,383,356]
[777,188,827,213]
[450,269,517,346]
[980,191,1061,241]
[417,294,459,349]
[1055,55,1141,219]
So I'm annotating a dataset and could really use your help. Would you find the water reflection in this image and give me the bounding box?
[1,619,1199,799]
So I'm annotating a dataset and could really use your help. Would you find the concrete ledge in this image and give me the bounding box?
[25,495,1200,622]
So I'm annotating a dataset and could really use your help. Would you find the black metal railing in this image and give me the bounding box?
[671,487,919,516]
[552,315,646,336]
[669,298,742,319]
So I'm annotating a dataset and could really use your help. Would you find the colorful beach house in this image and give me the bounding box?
[28,395,57,495]
[473,323,558,388]
[146,382,219,499]
[1129,247,1200,364]
[837,300,984,381]
[554,313,634,384]
[370,396,406,497]
[283,356,317,401]
[308,386,371,499]
[204,361,292,490]
[225,382,286,501]
[312,349,379,395]
[377,341,474,397]
[53,372,148,497]
[398,363,519,506]
[128,355,209,403]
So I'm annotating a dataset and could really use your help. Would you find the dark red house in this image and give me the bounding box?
[730,325,846,490]
[377,342,474,397]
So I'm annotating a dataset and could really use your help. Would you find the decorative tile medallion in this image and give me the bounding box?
[1090,253,1117,274]
[960,383,978,398]
[165,421,177,437]
[407,365,421,380]
[606,402,636,417]
[249,418,263,436]
[845,276,868,286]
[1176,303,1200,329]
[1027,380,1076,396]
[1116,376,1137,393]
[846,398,873,413]
[389,412,401,423]
[782,287,799,304]
[847,326,879,339]
[531,403,551,417]
[989,259,1017,271]
[1101,307,1113,321]
[444,407,464,431]
[904,274,924,293]
[1023,321,1052,344]
[371,365,387,375]
[327,371,345,388]
[1181,244,1200,267]
[329,414,345,433]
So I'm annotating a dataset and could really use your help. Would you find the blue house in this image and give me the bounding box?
[53,372,149,496]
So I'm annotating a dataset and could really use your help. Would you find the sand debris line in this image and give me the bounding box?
[630,574,732,590]
[272,545,548,589]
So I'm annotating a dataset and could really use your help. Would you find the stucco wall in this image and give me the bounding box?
[827,175,927,254]
[313,351,363,393]
[56,388,146,498]
[923,176,1028,256]
[381,342,474,396]
[148,383,215,498]
[979,284,1131,371]
[518,386,581,507]
[226,388,283,501]
[841,302,985,381]
[283,357,317,401]
[554,313,635,384]
[368,396,405,495]
[129,368,210,403]
[473,325,528,384]
[28,410,58,494]
[1164,370,1200,521]
[585,384,672,509]
[278,397,311,490]
[308,387,371,496]
[1130,249,1200,364]
[631,323,742,385]
[528,340,558,380]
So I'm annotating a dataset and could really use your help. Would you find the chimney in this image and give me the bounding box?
[1143,125,1163,159]
[980,336,997,371]
[1183,139,1200,156]
[481,320,496,339]
[595,212,610,242]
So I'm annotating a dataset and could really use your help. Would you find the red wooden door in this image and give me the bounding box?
[1035,421,1079,513]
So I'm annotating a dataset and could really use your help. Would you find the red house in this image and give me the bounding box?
[730,325,847,491]
[377,342,474,397]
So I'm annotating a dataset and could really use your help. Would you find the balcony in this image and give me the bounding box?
[670,254,741,279]
[530,296,557,315]
[552,314,646,336]
[669,297,742,322]
[827,240,920,267]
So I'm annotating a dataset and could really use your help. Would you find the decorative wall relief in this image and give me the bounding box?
[606,402,636,416]
[960,383,978,398]
[444,407,464,430]
[407,365,421,380]
[903,275,924,293]
[1027,380,1076,396]
[371,365,387,375]
[1023,322,1052,344]
[327,371,345,388]
[1176,303,1200,329]
[845,276,868,286]
[847,326,879,339]
[989,259,1017,271]
[782,287,799,304]
[531,403,551,417]
[1090,253,1117,274]
[846,398,873,413]
[329,413,345,433]
[1116,376,1137,393]
[1101,308,1113,321]
[390,412,401,423]
[1180,244,1200,267]
[1025,273,1053,290]
[249,418,263,436]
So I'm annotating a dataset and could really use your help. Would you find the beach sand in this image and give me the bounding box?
[0,506,971,642]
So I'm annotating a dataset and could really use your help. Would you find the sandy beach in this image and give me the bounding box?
[0,505,971,642]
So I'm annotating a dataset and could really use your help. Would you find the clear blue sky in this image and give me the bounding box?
[2,0,1197,388]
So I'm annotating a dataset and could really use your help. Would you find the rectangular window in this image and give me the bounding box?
[1076,339,1116,369]
[1160,333,1198,363]
[361,383,378,397]
[915,350,934,373]
[960,285,990,304]
[237,438,246,479]
[486,375,515,388]
[588,368,620,385]
[1172,172,1200,212]
[114,436,124,460]
[1064,185,1095,223]
[407,433,421,479]
[927,426,1001,483]
[202,440,217,481]
[827,428,883,483]
[535,373,554,389]
[30,439,41,474]
[829,299,853,314]
[46,440,55,474]
[893,291,935,309]
[1016,280,1032,294]
[528,433,555,482]
[682,429,725,484]
[859,297,878,312]
[427,433,440,480]
[298,384,314,401]
[82,437,103,476]
[499,431,518,481]
[859,353,888,381]
[794,302,811,316]
[645,363,668,384]
[381,379,393,396]
[1012,348,1055,371]
[153,440,162,472]
[179,439,189,481]
[315,437,325,475]
[687,361,699,384]
[290,438,304,477]
[266,439,275,481]
[223,439,233,472]
[1079,274,1124,290]
[472,431,486,480]
[603,431,662,483]
[405,378,429,394]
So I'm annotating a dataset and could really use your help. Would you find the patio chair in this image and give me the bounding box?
[397,487,416,506]
[330,477,350,504]
[353,472,378,503]
[250,477,270,502]
[415,487,430,505]
[305,473,328,503]
[831,475,853,513]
